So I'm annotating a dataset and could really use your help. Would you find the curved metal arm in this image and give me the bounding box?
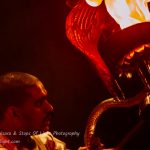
[84,91,147,148]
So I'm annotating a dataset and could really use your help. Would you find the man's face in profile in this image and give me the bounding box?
[18,81,54,133]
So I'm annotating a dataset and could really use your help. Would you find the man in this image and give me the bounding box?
[0,72,114,150]
[0,72,66,150]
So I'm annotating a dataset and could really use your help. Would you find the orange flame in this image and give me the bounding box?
[105,0,150,29]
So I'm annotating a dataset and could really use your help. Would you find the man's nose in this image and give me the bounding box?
[44,100,54,113]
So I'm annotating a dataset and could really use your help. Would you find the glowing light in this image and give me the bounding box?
[85,0,103,7]
[125,44,150,59]
[105,0,150,29]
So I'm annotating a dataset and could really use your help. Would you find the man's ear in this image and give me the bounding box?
[5,106,22,119]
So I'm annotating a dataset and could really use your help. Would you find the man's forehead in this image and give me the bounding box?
[36,81,47,95]
[25,81,48,98]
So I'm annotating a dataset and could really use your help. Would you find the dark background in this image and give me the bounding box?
[0,0,111,149]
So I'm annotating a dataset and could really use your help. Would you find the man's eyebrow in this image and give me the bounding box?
[35,95,48,103]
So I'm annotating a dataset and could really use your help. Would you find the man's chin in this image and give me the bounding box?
[40,124,51,133]
[42,121,51,132]
[43,126,50,132]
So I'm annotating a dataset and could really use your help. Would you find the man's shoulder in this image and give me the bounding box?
[31,131,67,150]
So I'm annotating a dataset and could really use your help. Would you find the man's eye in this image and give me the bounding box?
[35,99,45,107]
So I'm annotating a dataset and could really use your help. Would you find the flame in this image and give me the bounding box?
[104,0,150,29]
